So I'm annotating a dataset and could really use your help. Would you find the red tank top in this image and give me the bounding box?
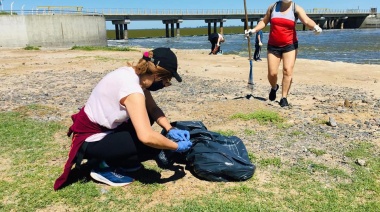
[268,2,298,47]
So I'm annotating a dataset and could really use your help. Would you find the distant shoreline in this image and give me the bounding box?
[106,20,380,39]
[106,25,293,39]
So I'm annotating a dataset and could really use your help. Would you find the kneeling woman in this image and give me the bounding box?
[54,48,192,190]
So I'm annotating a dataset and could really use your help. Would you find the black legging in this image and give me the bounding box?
[254,44,261,60]
[84,121,160,168]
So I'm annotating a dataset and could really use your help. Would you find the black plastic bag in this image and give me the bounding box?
[170,121,256,182]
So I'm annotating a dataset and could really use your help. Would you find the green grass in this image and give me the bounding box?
[231,109,284,124]
[0,11,15,15]
[259,157,282,168]
[215,129,235,136]
[243,129,256,136]
[24,45,40,50]
[312,117,330,125]
[290,130,306,137]
[344,142,374,159]
[276,122,293,129]
[1,105,379,211]
[308,148,327,156]
[71,45,135,51]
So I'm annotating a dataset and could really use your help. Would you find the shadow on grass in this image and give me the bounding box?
[130,165,186,184]
[59,160,186,189]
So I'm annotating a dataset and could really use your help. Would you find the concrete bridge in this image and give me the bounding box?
[0,7,378,47]
[92,8,377,39]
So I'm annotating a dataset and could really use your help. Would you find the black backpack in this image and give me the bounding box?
[161,121,255,182]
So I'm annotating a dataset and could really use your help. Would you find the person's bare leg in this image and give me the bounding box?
[267,52,281,89]
[267,52,282,101]
[281,50,297,98]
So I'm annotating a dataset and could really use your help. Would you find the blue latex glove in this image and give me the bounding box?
[175,139,192,152]
[167,128,190,142]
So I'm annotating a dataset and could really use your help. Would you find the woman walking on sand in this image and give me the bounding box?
[245,0,322,107]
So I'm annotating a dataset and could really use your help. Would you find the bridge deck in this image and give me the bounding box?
[95,8,372,21]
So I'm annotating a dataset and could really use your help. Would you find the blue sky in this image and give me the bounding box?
[1,0,378,29]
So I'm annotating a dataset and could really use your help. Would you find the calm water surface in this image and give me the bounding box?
[108,29,380,65]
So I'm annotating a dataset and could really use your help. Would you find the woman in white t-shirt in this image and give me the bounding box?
[54,48,192,190]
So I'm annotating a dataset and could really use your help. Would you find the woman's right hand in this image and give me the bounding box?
[167,128,190,141]
[244,29,256,37]
[175,140,193,152]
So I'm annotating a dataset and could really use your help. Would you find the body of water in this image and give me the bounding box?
[108,29,380,65]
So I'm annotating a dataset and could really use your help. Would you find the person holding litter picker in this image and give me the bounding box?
[54,47,192,190]
[245,0,322,107]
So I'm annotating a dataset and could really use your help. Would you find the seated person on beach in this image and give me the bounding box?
[54,48,192,190]
[208,32,225,55]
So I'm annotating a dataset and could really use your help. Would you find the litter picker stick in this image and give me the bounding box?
[244,0,254,90]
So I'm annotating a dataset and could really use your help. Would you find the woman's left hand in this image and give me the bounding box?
[167,128,190,141]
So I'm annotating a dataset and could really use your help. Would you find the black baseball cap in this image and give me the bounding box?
[151,48,182,82]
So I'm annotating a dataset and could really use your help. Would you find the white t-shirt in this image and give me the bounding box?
[84,67,144,141]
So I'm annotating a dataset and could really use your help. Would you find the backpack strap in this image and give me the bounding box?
[293,2,298,21]
[270,1,279,16]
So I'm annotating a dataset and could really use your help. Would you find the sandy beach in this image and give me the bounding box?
[1,47,379,121]
[0,47,379,201]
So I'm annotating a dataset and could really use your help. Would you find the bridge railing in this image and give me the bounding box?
[83,8,370,15]
[1,8,371,16]
[85,8,266,15]
[305,8,371,14]
[0,9,103,16]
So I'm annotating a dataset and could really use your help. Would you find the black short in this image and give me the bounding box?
[267,42,298,56]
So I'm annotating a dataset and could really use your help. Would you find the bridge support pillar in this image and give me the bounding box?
[123,20,130,39]
[329,19,335,29]
[114,24,120,40]
[326,19,331,29]
[207,22,211,35]
[176,23,180,37]
[241,18,256,32]
[163,20,182,38]
[120,24,124,39]
[339,16,348,29]
[220,19,226,34]
[317,17,326,29]
[112,20,130,40]
[165,24,169,37]
[123,24,128,40]
[171,23,175,37]
[205,19,226,37]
